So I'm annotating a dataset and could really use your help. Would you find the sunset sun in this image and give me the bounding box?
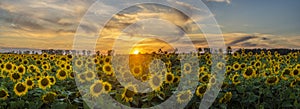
[133,50,139,54]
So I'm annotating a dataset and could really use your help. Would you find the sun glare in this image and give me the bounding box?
[133,50,139,54]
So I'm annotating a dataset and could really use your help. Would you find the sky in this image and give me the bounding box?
[0,0,299,54]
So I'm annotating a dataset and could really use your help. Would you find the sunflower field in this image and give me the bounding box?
[0,49,299,109]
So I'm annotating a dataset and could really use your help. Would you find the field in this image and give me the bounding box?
[0,49,299,109]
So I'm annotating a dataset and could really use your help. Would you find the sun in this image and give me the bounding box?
[133,50,139,54]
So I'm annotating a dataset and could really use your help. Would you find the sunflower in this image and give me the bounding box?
[281,68,291,80]
[122,84,137,102]
[164,73,174,84]
[173,76,180,83]
[42,92,57,103]
[149,74,163,91]
[25,77,35,89]
[48,76,56,85]
[4,62,14,72]
[232,63,240,71]
[68,71,76,79]
[199,74,210,83]
[131,65,143,77]
[0,88,9,100]
[10,72,22,82]
[104,56,111,64]
[291,68,299,77]
[176,90,192,104]
[77,73,86,83]
[289,79,297,88]
[85,70,95,82]
[265,76,280,86]
[56,69,68,80]
[240,63,246,69]
[219,92,232,103]
[254,61,262,69]
[14,82,28,96]
[38,77,51,90]
[243,66,256,79]
[75,59,83,68]
[232,52,240,58]
[183,63,192,74]
[196,84,207,98]
[22,59,29,66]
[217,62,225,70]
[102,63,114,76]
[16,65,26,75]
[102,81,112,94]
[90,80,103,97]
[231,74,241,85]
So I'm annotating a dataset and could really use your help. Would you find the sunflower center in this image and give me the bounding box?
[104,85,110,91]
[18,67,24,73]
[202,75,209,82]
[134,67,140,74]
[76,61,82,66]
[93,83,102,93]
[6,64,12,70]
[245,68,253,76]
[283,69,290,75]
[105,66,111,72]
[125,89,135,98]
[185,65,190,71]
[41,78,49,86]
[0,90,7,98]
[267,77,277,83]
[16,84,26,92]
[152,76,161,86]
[166,74,173,81]
[293,70,299,75]
[12,73,21,80]
[59,70,66,77]
[27,80,33,86]
[86,72,93,78]
[199,86,207,94]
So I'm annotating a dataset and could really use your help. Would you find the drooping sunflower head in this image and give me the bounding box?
[231,74,241,85]
[176,90,192,104]
[42,92,57,104]
[122,84,137,102]
[265,76,280,86]
[291,69,299,77]
[281,68,291,80]
[219,92,232,104]
[14,82,28,96]
[48,76,56,85]
[0,88,9,100]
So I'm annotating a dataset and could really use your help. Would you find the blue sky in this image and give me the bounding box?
[0,0,299,53]
[205,0,300,35]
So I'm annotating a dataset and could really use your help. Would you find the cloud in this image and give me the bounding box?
[207,0,231,4]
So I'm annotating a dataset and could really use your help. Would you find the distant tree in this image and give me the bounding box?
[227,46,232,54]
